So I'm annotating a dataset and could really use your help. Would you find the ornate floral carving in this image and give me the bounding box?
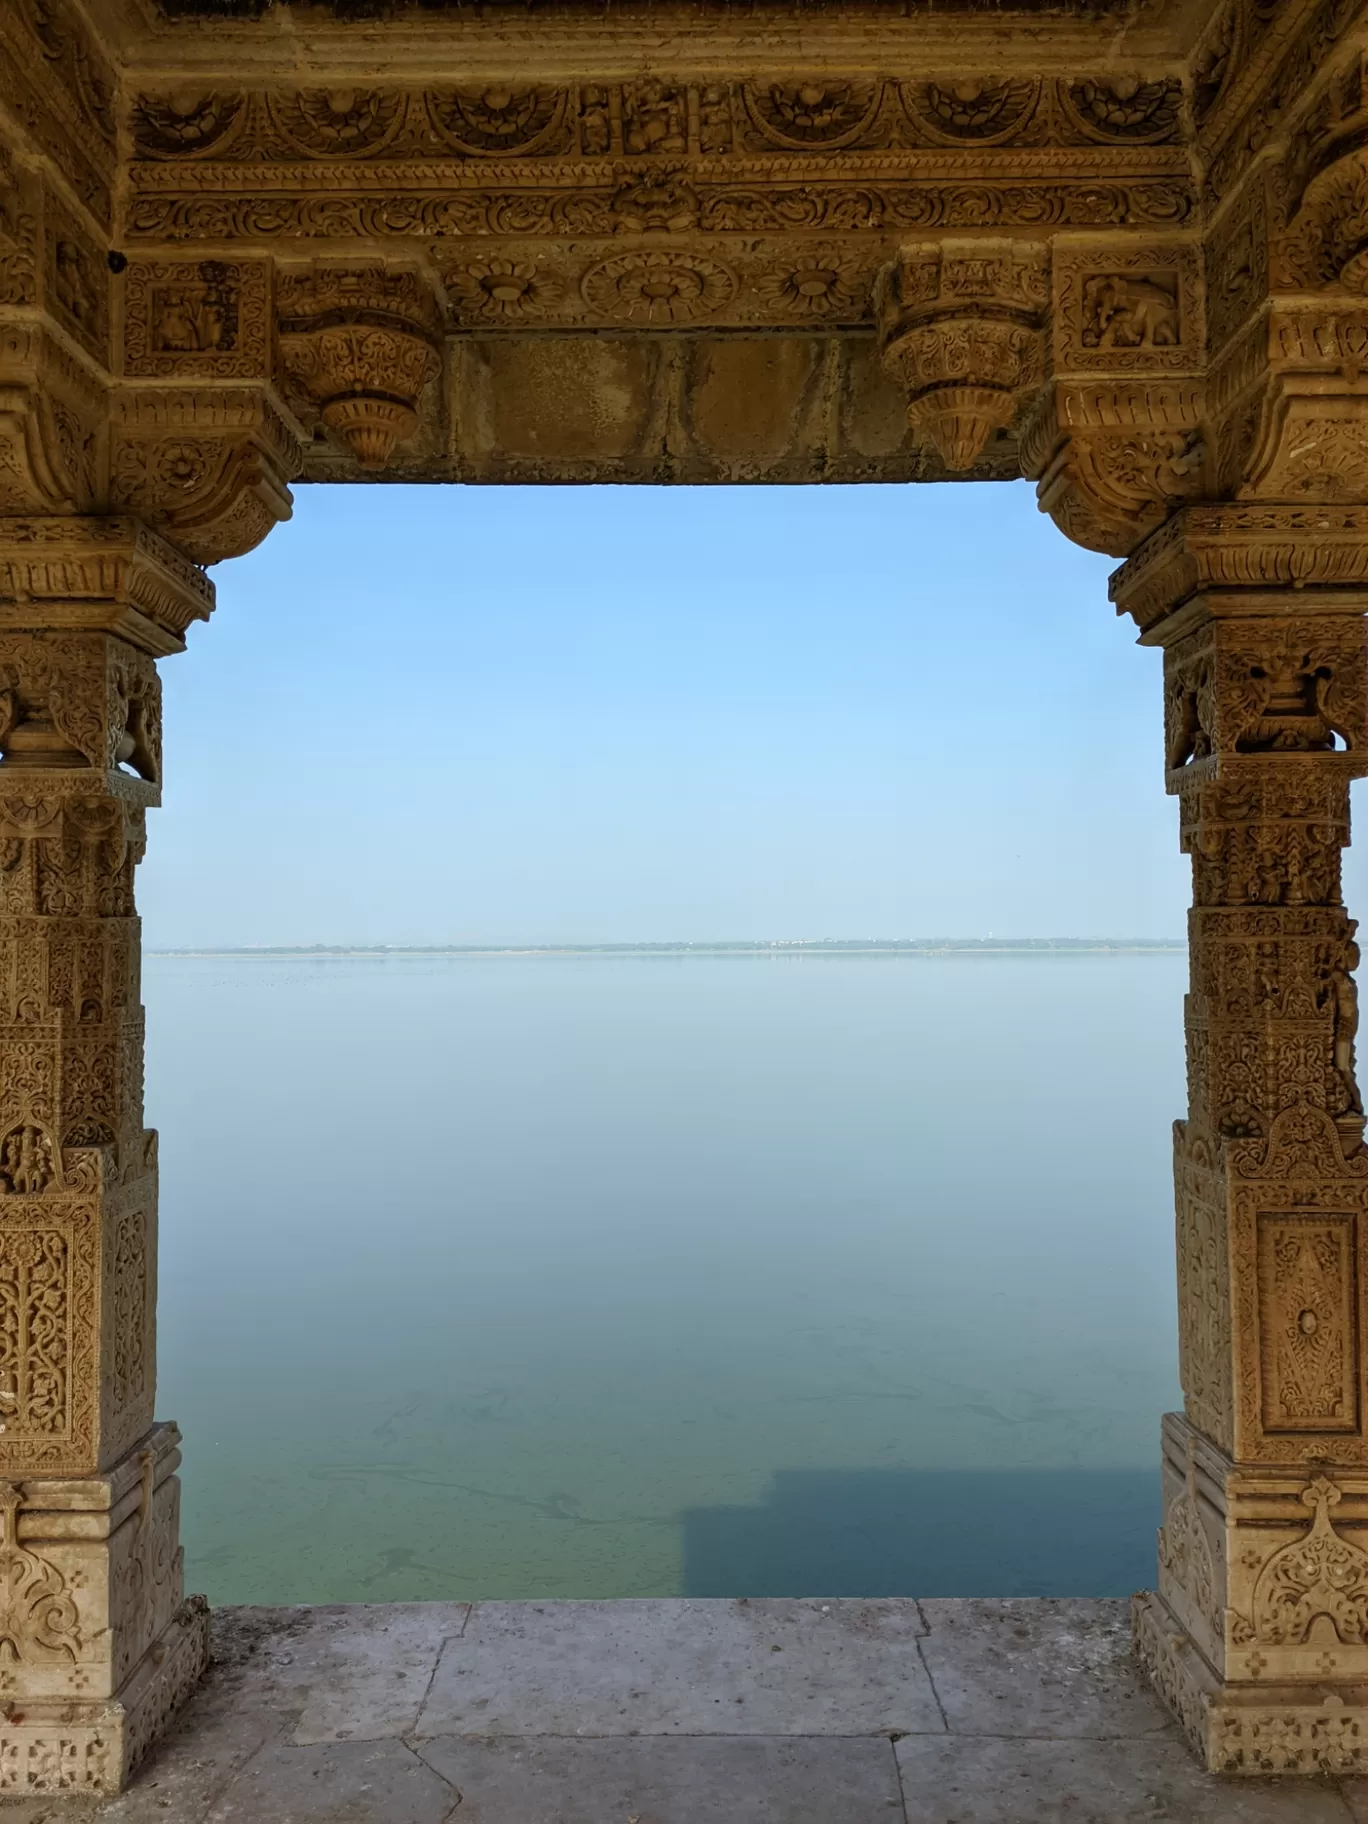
[1061,77,1183,143]
[0,1229,66,1438]
[741,80,883,150]
[277,266,442,468]
[133,91,246,159]
[111,393,297,566]
[1158,1448,1219,1638]
[268,88,404,158]
[443,256,559,323]
[1257,1215,1358,1430]
[0,1483,80,1666]
[427,87,566,156]
[901,78,1040,145]
[1241,1476,1368,1645]
[581,250,737,325]
[877,240,1047,470]
[758,250,866,320]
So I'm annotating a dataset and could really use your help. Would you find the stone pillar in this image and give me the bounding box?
[0,516,213,1796]
[1114,505,1368,1776]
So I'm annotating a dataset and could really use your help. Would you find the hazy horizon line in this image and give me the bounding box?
[147,936,1186,956]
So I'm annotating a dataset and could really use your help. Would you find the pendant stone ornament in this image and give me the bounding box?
[876,241,1049,471]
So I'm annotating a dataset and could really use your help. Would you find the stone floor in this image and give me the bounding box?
[3,1598,1365,1822]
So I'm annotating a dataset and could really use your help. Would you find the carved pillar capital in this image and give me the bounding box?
[0,514,214,656]
[875,239,1048,473]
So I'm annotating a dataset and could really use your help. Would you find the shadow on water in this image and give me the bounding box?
[681,1467,1160,1599]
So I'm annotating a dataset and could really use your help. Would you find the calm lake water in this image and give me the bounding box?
[146,951,1185,1606]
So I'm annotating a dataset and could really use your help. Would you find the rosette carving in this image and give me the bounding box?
[1060,77,1183,144]
[427,87,565,155]
[581,251,736,325]
[277,267,443,469]
[267,89,405,158]
[875,241,1048,470]
[901,78,1040,145]
[133,91,247,159]
[742,80,883,150]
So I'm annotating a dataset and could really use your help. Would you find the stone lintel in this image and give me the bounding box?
[0,517,214,656]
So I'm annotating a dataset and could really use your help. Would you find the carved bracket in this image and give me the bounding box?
[277,265,443,469]
[875,240,1048,472]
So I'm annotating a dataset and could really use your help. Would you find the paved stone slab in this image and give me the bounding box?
[918,1597,1174,1739]
[895,1735,1353,1823]
[253,1602,472,1744]
[415,1597,940,1738]
[15,1601,1361,1821]
[417,1735,907,1822]
[203,1740,458,1824]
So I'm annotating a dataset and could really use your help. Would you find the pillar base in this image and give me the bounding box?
[0,1422,209,1795]
[1135,1590,1368,1774]
[0,1595,210,1794]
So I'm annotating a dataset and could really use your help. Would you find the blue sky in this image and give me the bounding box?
[137,481,1303,947]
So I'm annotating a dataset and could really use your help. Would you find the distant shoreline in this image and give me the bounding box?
[147,939,1184,958]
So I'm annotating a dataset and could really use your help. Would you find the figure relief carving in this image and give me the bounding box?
[622,81,688,156]
[1164,622,1365,768]
[123,257,270,385]
[0,1125,53,1194]
[1082,273,1179,350]
[1193,7,1237,128]
[1328,940,1364,1119]
[1257,1215,1358,1430]
[0,1484,80,1666]
[610,172,698,236]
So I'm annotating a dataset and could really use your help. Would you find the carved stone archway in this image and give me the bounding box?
[5,0,1368,1791]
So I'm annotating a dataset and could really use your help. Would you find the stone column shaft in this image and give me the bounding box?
[0,517,211,1796]
[1116,506,1368,1776]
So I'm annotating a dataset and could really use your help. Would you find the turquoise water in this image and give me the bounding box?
[147,951,1184,1606]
